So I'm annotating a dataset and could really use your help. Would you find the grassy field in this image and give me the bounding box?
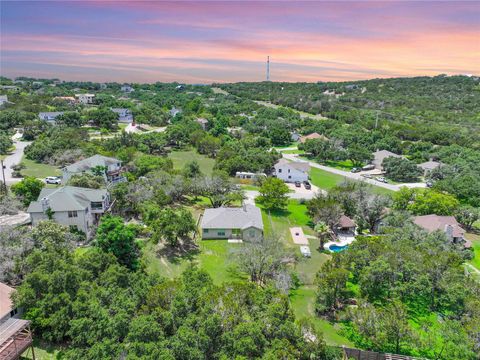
[20,158,61,178]
[290,286,354,346]
[141,199,346,346]
[309,167,348,191]
[466,233,480,270]
[309,167,393,196]
[168,149,215,176]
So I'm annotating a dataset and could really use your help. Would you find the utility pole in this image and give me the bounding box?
[1,160,6,194]
[266,56,270,81]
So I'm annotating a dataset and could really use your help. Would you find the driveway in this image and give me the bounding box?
[243,184,323,205]
[282,153,425,192]
[3,133,31,185]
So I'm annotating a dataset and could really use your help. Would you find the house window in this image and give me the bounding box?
[249,230,255,238]
[218,231,226,236]
[68,211,78,218]
[204,229,209,234]
[278,168,282,173]
[288,169,290,173]
[288,175,291,179]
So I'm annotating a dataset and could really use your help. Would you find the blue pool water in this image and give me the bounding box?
[329,244,348,253]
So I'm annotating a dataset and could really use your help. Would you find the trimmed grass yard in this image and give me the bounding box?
[168,149,215,176]
[20,158,61,178]
[309,167,347,191]
[309,167,393,196]
[466,233,480,270]
[290,286,353,346]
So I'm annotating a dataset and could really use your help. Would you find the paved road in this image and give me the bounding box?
[3,134,31,185]
[282,153,426,192]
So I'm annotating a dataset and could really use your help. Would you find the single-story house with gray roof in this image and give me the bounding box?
[111,108,133,123]
[372,150,404,170]
[38,111,64,124]
[27,186,110,239]
[200,204,263,241]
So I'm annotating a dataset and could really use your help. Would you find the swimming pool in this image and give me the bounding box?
[329,244,348,253]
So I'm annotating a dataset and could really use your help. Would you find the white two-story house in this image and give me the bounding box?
[274,158,310,183]
[75,93,95,104]
[62,155,125,184]
[27,186,110,239]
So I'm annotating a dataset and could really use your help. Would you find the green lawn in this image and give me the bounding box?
[466,233,480,270]
[20,340,63,359]
[309,167,347,191]
[309,167,393,196]
[21,158,61,178]
[168,149,215,176]
[290,286,354,347]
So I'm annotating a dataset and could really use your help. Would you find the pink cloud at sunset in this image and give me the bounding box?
[1,1,478,83]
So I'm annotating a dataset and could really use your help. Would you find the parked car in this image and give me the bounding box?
[375,177,388,183]
[294,181,301,188]
[351,167,361,173]
[303,181,311,190]
[362,164,375,171]
[426,180,434,188]
[45,176,61,185]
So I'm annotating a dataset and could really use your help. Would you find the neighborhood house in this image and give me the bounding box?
[62,155,124,183]
[0,95,8,106]
[372,149,403,170]
[413,214,470,248]
[196,118,209,130]
[111,108,134,123]
[121,85,134,93]
[75,93,95,104]
[38,111,64,124]
[27,186,110,239]
[299,132,329,143]
[274,158,310,183]
[418,160,442,175]
[201,204,264,241]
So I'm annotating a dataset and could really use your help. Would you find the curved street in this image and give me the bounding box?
[2,133,31,185]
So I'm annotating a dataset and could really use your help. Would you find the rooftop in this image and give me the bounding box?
[201,205,263,230]
[64,154,120,173]
[0,282,15,319]
[275,158,310,173]
[413,214,464,239]
[27,186,108,213]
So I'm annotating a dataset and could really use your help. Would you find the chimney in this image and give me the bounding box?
[41,197,50,212]
[444,224,454,242]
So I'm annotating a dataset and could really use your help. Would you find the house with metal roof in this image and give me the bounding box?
[111,108,134,123]
[27,186,110,239]
[200,204,263,241]
[38,111,64,124]
[274,158,310,183]
[62,154,124,183]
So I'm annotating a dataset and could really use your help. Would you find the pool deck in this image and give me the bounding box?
[324,235,356,252]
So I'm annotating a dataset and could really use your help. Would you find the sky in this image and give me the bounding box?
[1,1,479,83]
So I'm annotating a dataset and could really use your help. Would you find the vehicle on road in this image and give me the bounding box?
[426,180,434,188]
[303,181,311,190]
[361,174,373,179]
[375,176,388,183]
[45,176,61,185]
[362,164,375,171]
[351,167,361,173]
[294,181,301,187]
